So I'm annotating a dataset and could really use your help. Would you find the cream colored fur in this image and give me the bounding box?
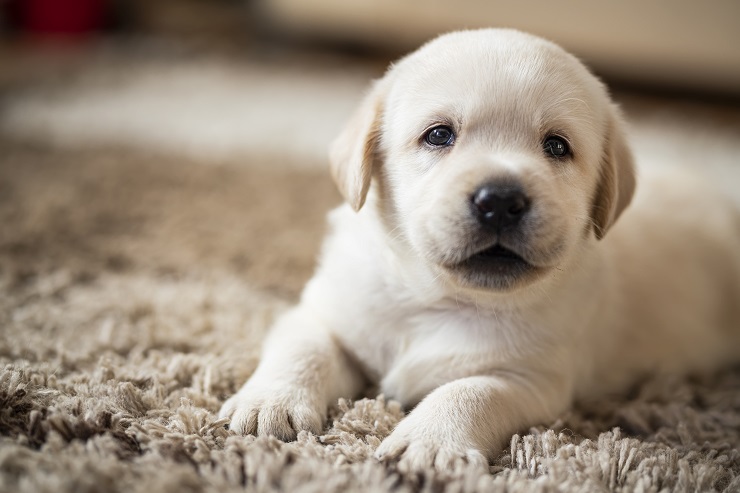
[220,29,740,472]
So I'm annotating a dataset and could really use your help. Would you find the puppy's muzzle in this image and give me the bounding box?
[440,179,547,290]
[471,182,531,233]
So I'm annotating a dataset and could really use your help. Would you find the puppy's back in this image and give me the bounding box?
[596,167,740,383]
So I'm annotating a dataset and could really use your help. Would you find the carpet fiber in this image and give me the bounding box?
[1,140,739,492]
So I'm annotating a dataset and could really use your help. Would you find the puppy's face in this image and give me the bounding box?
[331,30,635,293]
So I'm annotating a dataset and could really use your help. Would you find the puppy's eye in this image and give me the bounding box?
[425,126,455,147]
[543,136,570,158]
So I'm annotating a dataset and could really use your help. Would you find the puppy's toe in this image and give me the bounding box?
[433,447,488,472]
[257,405,295,440]
[253,403,323,441]
[289,403,324,435]
[374,435,409,462]
[228,406,259,435]
[218,394,239,420]
[433,446,465,470]
[465,449,489,471]
[396,442,436,474]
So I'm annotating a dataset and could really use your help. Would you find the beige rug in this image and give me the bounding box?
[1,139,739,492]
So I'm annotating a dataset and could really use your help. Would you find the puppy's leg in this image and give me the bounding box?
[219,305,364,440]
[375,374,569,473]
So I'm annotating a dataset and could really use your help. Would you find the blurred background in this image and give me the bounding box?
[1,0,739,298]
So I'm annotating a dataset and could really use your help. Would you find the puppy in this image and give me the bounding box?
[220,29,740,471]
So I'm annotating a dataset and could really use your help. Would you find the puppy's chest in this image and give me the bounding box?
[337,306,523,404]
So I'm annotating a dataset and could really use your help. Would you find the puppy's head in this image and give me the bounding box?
[331,29,635,293]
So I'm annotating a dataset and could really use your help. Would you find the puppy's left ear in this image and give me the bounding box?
[329,80,387,211]
[590,106,636,240]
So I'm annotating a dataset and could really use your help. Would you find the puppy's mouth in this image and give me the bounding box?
[468,244,527,263]
[445,242,540,290]
[461,243,533,273]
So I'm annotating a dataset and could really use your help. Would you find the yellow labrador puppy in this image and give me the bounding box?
[220,29,740,471]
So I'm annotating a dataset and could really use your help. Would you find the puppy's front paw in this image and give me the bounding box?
[219,382,325,441]
[374,415,489,473]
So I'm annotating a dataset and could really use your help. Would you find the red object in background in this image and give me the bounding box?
[23,0,106,34]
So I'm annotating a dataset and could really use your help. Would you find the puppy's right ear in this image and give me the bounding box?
[590,106,636,240]
[329,80,386,211]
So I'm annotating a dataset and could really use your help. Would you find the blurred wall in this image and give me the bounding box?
[256,0,740,95]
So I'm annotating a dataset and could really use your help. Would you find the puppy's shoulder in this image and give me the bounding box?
[301,204,392,315]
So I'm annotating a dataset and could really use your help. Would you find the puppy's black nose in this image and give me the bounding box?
[472,184,530,229]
